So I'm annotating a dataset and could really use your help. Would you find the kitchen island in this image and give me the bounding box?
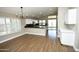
[24,27,46,36]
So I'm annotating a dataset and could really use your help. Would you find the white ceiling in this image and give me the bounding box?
[0,7,57,19]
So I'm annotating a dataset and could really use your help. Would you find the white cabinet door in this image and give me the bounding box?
[65,9,77,24]
[60,32,75,46]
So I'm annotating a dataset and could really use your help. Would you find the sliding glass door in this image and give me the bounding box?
[48,19,56,30]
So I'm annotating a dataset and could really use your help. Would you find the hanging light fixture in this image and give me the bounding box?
[16,7,24,18]
[20,7,24,18]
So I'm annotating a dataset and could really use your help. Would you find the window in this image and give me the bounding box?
[11,18,18,32]
[10,18,21,33]
[0,17,6,33]
[16,18,21,32]
[6,17,11,33]
[39,20,46,25]
[0,16,21,36]
[48,19,56,27]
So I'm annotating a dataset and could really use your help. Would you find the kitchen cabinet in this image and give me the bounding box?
[65,9,77,24]
[60,29,75,46]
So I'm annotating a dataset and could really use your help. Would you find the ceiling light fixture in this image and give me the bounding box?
[20,7,24,18]
[16,7,24,18]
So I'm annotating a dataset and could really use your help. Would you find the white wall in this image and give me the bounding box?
[74,8,79,51]
[58,7,67,29]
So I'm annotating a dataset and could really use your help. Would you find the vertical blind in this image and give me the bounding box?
[0,16,21,35]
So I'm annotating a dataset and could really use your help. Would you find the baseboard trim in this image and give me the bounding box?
[0,32,45,44]
[73,46,79,52]
[0,32,27,44]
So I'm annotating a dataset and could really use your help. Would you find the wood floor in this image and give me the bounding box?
[0,34,74,52]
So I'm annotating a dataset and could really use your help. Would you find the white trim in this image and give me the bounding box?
[0,32,27,43]
[0,31,46,44]
[73,46,79,52]
[60,40,79,51]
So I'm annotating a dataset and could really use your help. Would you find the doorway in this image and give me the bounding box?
[47,19,56,40]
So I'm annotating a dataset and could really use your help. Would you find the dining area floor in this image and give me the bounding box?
[0,33,74,52]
